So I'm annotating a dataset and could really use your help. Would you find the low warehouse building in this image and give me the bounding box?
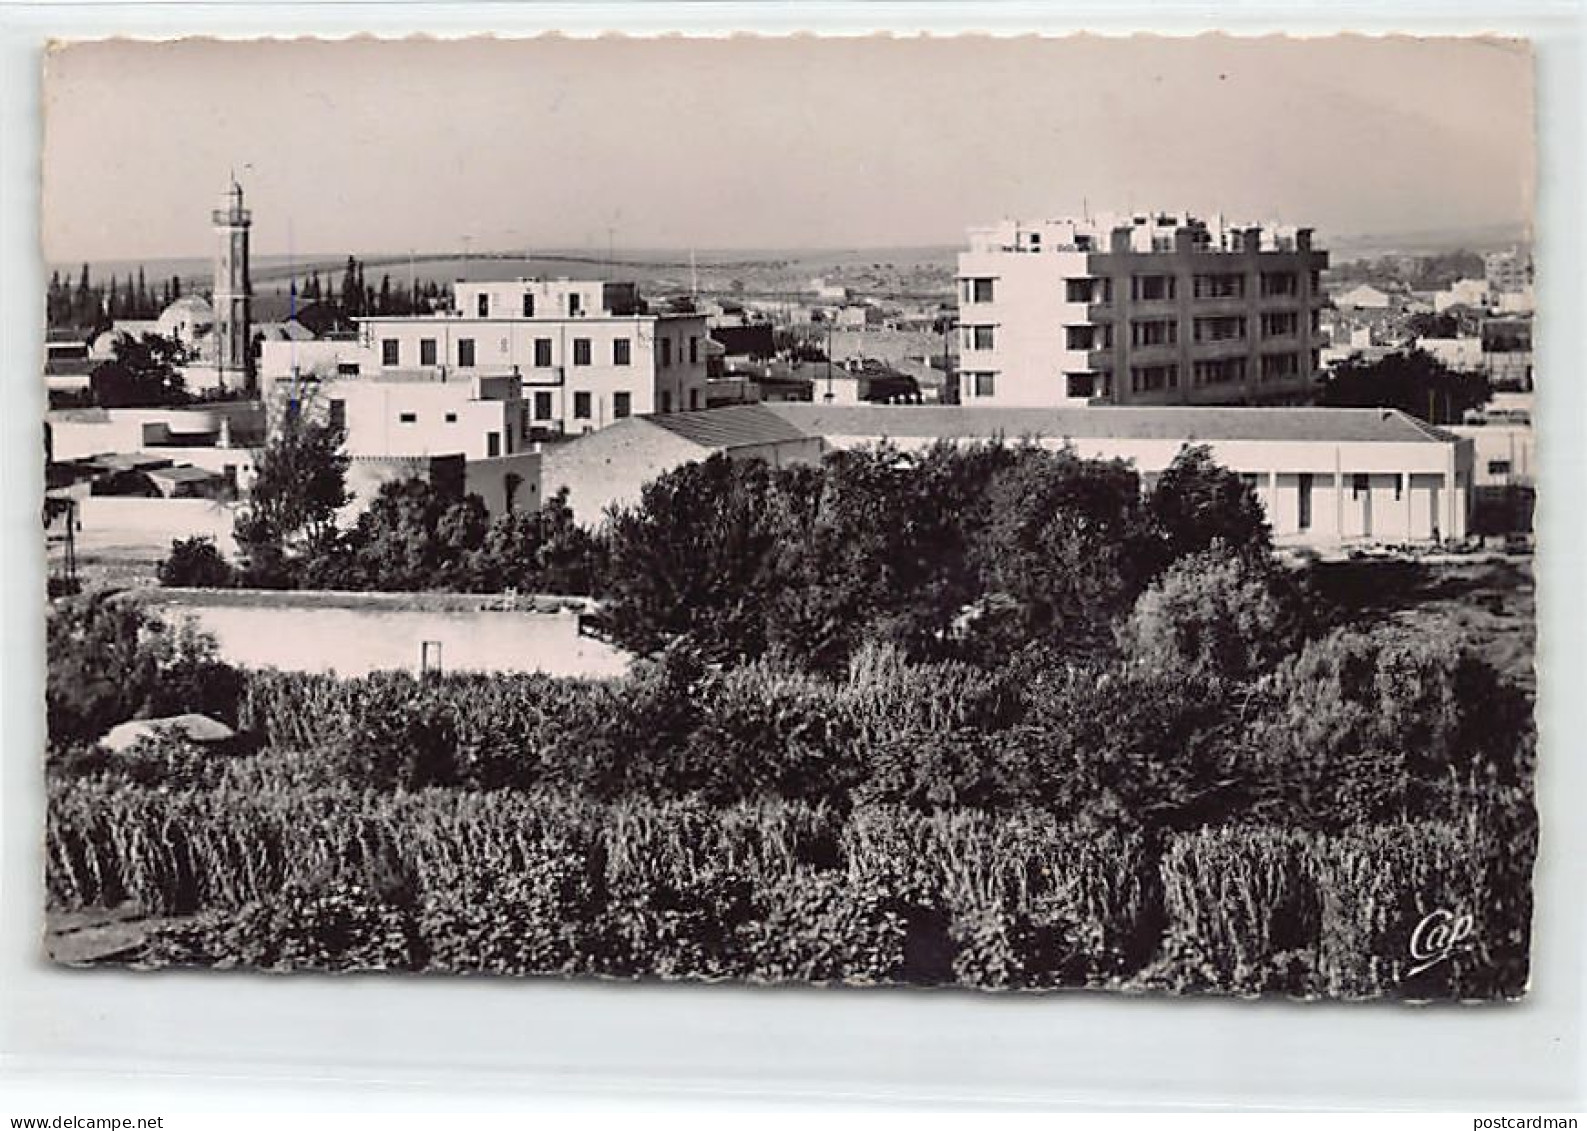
[543,402,1473,547]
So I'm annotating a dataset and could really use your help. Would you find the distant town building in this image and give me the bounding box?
[1433,277,1492,313]
[954,212,1328,407]
[808,277,849,302]
[1416,336,1485,373]
[1332,283,1392,311]
[352,278,709,435]
[1484,248,1533,294]
[541,402,1473,546]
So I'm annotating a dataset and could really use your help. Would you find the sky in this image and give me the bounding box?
[41,35,1535,262]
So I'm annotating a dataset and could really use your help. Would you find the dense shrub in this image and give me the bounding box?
[1118,545,1298,681]
[1151,817,1532,1000]
[1238,632,1535,829]
[147,882,422,972]
[158,536,236,589]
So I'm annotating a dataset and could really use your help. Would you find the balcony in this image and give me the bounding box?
[518,365,566,387]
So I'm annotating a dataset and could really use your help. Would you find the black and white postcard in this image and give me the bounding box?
[40,34,1538,1001]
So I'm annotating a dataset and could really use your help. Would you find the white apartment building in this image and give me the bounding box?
[353,278,709,436]
[955,212,1329,407]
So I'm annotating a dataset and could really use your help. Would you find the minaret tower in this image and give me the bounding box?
[212,174,253,392]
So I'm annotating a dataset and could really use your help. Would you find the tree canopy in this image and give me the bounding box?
[89,333,189,407]
[1318,347,1490,425]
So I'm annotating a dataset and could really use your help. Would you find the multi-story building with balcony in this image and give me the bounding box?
[954,212,1329,407]
[353,278,709,437]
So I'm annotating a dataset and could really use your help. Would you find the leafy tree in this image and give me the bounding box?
[1148,444,1271,563]
[1318,347,1490,425]
[770,442,1018,670]
[89,332,189,407]
[598,454,805,661]
[339,478,491,591]
[340,256,360,316]
[234,410,350,574]
[967,446,1158,661]
[476,488,600,595]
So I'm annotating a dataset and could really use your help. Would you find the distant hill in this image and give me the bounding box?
[1324,222,1531,261]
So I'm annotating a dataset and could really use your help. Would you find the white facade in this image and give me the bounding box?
[1416,336,1485,373]
[1333,284,1392,311]
[1434,278,1491,312]
[956,212,1327,407]
[260,338,364,384]
[323,371,526,461]
[1449,424,1535,487]
[354,278,708,437]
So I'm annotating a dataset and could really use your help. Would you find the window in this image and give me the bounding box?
[661,390,672,413]
[419,338,437,366]
[381,339,399,366]
[966,325,995,351]
[1192,358,1247,386]
[1488,460,1512,476]
[1066,372,1095,398]
[522,293,535,317]
[613,337,631,366]
[689,388,699,410]
[1130,319,1178,347]
[1193,316,1247,343]
[477,293,490,317]
[573,338,592,366]
[1298,473,1313,530]
[1065,325,1097,350]
[458,338,475,368]
[1193,274,1245,300]
[444,412,458,424]
[689,337,699,365]
[1129,364,1179,393]
[534,338,553,368]
[1310,309,1322,334]
[963,277,995,303]
[1261,272,1299,298]
[1353,473,1370,499]
[660,339,672,368]
[532,391,552,420]
[1261,311,1300,338]
[568,293,582,316]
[336,362,361,377]
[328,399,346,429]
[613,392,631,419]
[1065,279,1095,304]
[574,391,592,419]
[1395,476,1404,502]
[398,412,417,424]
[1132,275,1175,301]
[487,432,500,458]
[973,372,996,397]
[1261,352,1301,381]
